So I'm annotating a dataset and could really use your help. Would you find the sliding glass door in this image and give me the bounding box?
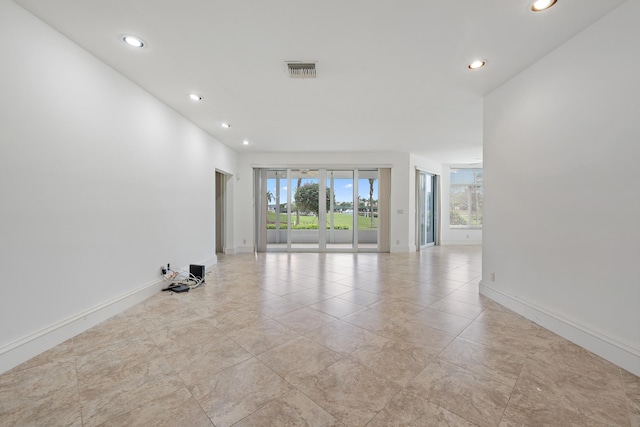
[326,170,355,250]
[290,169,320,250]
[258,167,388,252]
[417,170,437,249]
[265,169,286,251]
[357,170,379,250]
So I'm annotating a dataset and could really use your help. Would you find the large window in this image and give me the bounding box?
[255,168,390,252]
[450,168,483,228]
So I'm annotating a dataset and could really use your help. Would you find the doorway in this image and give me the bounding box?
[417,170,437,249]
[215,171,227,253]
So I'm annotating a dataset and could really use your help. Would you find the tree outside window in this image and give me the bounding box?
[450,168,483,228]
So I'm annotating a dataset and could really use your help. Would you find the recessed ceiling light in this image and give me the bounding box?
[221,123,231,128]
[122,35,145,48]
[188,93,203,102]
[468,60,486,70]
[242,140,249,145]
[531,0,557,12]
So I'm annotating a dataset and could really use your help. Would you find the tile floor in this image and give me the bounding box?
[1,246,638,426]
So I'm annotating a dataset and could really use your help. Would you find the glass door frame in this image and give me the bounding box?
[260,167,382,253]
[416,169,438,250]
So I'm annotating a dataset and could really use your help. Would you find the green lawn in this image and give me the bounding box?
[267,211,378,229]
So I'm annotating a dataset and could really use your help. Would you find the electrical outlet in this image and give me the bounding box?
[491,272,496,281]
[243,239,247,244]
[396,239,400,245]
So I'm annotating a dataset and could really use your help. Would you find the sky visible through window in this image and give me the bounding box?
[267,178,378,204]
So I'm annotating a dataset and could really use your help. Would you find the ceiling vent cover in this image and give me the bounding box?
[287,62,316,79]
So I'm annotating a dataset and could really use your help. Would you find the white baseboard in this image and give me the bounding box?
[229,246,254,254]
[441,240,482,245]
[390,245,414,253]
[0,258,220,375]
[480,281,640,377]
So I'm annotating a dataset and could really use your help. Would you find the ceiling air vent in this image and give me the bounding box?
[286,62,316,79]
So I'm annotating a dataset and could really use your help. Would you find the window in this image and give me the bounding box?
[450,168,483,228]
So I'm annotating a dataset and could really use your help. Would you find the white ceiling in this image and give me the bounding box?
[15,0,625,164]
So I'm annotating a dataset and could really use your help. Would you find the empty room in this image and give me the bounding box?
[1,0,638,426]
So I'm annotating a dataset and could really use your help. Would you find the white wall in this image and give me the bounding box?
[482,0,640,375]
[0,0,237,373]
[233,151,416,253]
[440,165,483,245]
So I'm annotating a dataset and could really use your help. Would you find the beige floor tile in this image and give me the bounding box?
[440,270,481,283]
[298,357,402,427]
[0,357,77,413]
[379,315,456,350]
[622,369,640,427]
[412,307,474,335]
[261,280,309,296]
[164,335,252,385]
[290,277,337,289]
[528,335,622,384]
[140,307,205,333]
[457,282,480,293]
[0,384,82,427]
[438,337,525,388]
[423,277,467,289]
[444,290,500,308]
[350,336,434,387]
[500,390,611,427]
[475,307,541,332]
[227,318,299,355]
[148,318,225,354]
[343,306,455,351]
[367,298,425,315]
[315,271,350,283]
[75,335,161,384]
[189,358,292,427]
[313,282,354,297]
[409,359,512,427]
[513,357,629,426]
[211,307,272,334]
[285,289,333,305]
[255,296,305,318]
[428,298,484,319]
[304,320,378,354]
[258,337,342,385]
[350,280,384,293]
[337,289,382,306]
[379,286,442,307]
[191,298,248,319]
[274,307,335,333]
[72,317,149,356]
[309,297,365,318]
[369,388,477,427]
[414,283,458,297]
[101,387,213,427]
[341,306,389,332]
[233,389,343,427]
[79,356,183,427]
[459,320,539,356]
